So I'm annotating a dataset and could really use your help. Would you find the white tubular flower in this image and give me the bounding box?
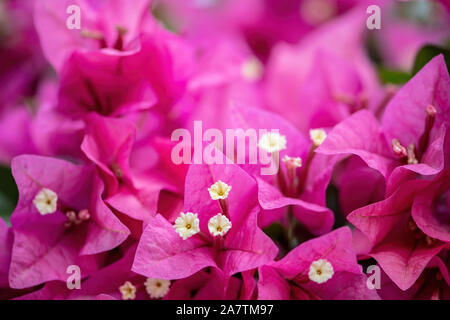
[33,188,58,215]
[258,132,287,153]
[282,155,302,168]
[241,57,263,81]
[308,259,334,284]
[145,278,171,299]
[173,212,200,240]
[208,180,232,200]
[119,281,136,300]
[309,129,327,147]
[208,213,232,237]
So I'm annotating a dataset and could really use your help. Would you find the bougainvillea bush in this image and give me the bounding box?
[0,0,449,300]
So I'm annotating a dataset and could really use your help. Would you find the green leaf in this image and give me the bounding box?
[378,67,412,84]
[263,222,285,240]
[0,166,18,225]
[411,44,450,76]
[326,184,346,229]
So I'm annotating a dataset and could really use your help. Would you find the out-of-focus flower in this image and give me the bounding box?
[317,55,450,192]
[8,155,129,289]
[348,171,449,291]
[132,160,278,280]
[258,227,380,300]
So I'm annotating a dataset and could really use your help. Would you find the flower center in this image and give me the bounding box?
[309,129,327,147]
[145,278,171,299]
[241,57,263,81]
[208,213,232,237]
[208,180,232,200]
[258,132,287,153]
[308,259,334,284]
[173,212,200,240]
[119,281,136,300]
[33,188,58,215]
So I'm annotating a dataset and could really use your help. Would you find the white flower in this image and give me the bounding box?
[173,212,200,240]
[309,129,327,147]
[145,278,171,299]
[258,132,287,153]
[208,213,232,237]
[282,155,302,168]
[119,281,136,300]
[208,180,232,200]
[241,57,263,81]
[308,259,334,284]
[33,188,58,215]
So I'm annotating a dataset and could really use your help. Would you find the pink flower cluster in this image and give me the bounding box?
[0,0,449,300]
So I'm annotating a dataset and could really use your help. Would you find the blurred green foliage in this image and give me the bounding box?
[376,44,450,85]
[378,67,411,85]
[0,166,18,225]
[411,44,450,75]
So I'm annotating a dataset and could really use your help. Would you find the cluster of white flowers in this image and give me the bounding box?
[174,181,233,240]
[119,278,171,300]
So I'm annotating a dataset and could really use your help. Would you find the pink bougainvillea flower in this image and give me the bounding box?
[28,80,86,161]
[165,268,256,300]
[348,173,449,291]
[333,156,386,217]
[375,1,450,70]
[18,241,252,300]
[132,160,278,281]
[57,47,158,118]
[268,49,370,133]
[80,113,184,225]
[228,106,336,235]
[0,107,38,164]
[35,0,195,116]
[56,29,195,118]
[157,0,365,61]
[264,7,379,134]
[179,35,264,133]
[8,155,130,289]
[13,241,137,300]
[378,255,450,300]
[411,169,450,244]
[34,0,155,71]
[0,0,46,111]
[258,227,379,300]
[81,113,136,196]
[317,55,450,192]
[0,219,35,300]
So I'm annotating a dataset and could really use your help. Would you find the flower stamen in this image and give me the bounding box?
[407,143,418,164]
[392,138,407,157]
[282,156,302,196]
[241,57,263,81]
[418,104,437,158]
